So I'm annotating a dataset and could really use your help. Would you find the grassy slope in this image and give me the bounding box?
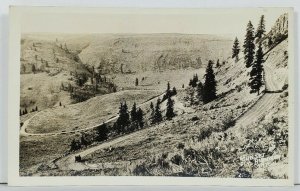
[20,36,90,111]
[78,39,288,178]
[25,89,160,134]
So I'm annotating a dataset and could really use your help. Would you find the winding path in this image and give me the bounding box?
[20,91,165,137]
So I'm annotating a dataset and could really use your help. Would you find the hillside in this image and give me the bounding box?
[78,34,232,73]
[19,13,290,179]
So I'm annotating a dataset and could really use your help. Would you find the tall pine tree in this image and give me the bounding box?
[243,21,256,68]
[202,60,217,104]
[136,108,144,128]
[150,102,155,124]
[249,43,264,95]
[116,102,130,133]
[96,123,109,141]
[153,99,162,124]
[255,15,266,40]
[232,37,240,62]
[197,81,203,101]
[166,97,175,120]
[131,102,137,122]
[165,81,171,99]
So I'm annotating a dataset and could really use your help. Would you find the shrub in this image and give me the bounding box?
[198,128,213,142]
[171,154,183,165]
[265,123,279,135]
[235,167,252,178]
[132,163,151,176]
[222,113,236,131]
[282,84,288,91]
[183,148,197,160]
[177,142,185,149]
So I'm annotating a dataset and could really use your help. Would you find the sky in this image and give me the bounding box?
[20,7,289,42]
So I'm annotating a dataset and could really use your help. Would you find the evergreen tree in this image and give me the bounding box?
[232,37,240,62]
[135,78,139,86]
[136,108,144,128]
[166,97,175,120]
[172,87,177,95]
[163,81,172,100]
[216,59,220,67]
[190,90,194,105]
[189,74,198,87]
[80,134,88,147]
[131,102,138,122]
[24,108,28,115]
[116,102,130,133]
[59,102,62,106]
[70,139,81,151]
[150,102,155,124]
[197,81,203,101]
[35,106,38,111]
[243,21,256,68]
[96,123,109,141]
[153,99,162,124]
[19,109,22,116]
[203,60,217,103]
[249,43,264,95]
[255,15,266,40]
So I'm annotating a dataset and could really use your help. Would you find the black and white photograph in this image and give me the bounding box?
[8,7,294,186]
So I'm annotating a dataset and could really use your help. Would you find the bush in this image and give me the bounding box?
[265,123,279,135]
[177,142,185,149]
[235,167,252,178]
[183,148,197,160]
[222,113,236,131]
[132,163,151,176]
[171,154,183,165]
[282,84,288,91]
[198,128,213,142]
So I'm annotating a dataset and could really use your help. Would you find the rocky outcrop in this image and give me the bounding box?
[263,13,288,50]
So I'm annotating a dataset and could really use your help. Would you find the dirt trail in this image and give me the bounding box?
[56,126,157,171]
[233,63,285,132]
[54,95,190,171]
[20,91,165,137]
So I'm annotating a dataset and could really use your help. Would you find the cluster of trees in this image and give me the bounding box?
[19,106,38,116]
[150,82,176,123]
[243,15,266,95]
[162,82,177,102]
[70,123,110,152]
[70,133,92,151]
[69,82,178,152]
[69,102,145,151]
[231,15,266,95]
[65,70,117,103]
[189,74,199,87]
[188,60,217,104]
[113,101,144,134]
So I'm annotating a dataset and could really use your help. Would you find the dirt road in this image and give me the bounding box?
[234,62,285,131]
[20,91,165,137]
